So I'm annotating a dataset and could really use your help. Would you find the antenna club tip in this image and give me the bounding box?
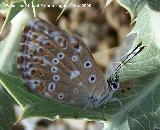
[138,39,146,48]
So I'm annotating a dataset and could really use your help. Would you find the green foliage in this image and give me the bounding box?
[0,0,159,130]
[118,0,160,19]
[0,86,16,130]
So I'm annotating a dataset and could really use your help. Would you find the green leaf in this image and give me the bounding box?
[118,0,160,19]
[0,86,16,130]
[102,4,160,130]
[147,0,160,12]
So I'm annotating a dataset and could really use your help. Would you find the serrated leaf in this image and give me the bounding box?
[102,4,160,130]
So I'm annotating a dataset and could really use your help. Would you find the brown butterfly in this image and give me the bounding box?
[17,18,144,109]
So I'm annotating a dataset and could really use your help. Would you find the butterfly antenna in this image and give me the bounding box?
[110,40,145,79]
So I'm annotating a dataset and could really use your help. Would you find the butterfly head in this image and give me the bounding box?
[107,75,120,92]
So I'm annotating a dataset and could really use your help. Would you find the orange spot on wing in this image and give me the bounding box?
[36,85,45,92]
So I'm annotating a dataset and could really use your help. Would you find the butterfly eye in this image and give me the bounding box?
[71,55,78,62]
[58,93,64,100]
[84,61,92,68]
[88,75,96,83]
[53,75,60,81]
[110,82,118,91]
[51,66,58,73]
[52,58,59,65]
[48,83,56,92]
[57,52,65,60]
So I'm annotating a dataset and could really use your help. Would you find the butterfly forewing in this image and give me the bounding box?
[17,18,108,108]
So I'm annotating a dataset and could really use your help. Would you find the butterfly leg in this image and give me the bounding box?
[102,105,107,121]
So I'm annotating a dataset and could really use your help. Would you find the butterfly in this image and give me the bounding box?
[17,18,144,109]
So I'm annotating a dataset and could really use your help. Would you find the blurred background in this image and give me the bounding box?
[2,0,132,129]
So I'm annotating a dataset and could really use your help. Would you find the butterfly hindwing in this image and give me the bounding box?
[17,18,107,107]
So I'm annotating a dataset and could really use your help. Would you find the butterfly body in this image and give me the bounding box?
[17,18,118,109]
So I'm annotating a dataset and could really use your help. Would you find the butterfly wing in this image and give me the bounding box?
[17,18,108,107]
